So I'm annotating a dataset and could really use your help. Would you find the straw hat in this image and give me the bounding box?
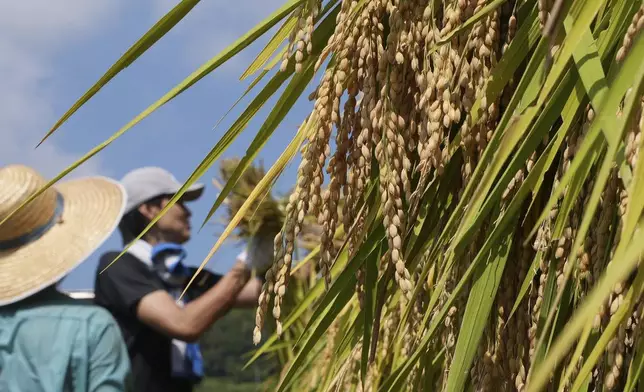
[0,165,126,306]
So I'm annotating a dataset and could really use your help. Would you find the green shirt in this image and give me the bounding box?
[0,289,131,391]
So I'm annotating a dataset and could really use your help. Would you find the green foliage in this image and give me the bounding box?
[196,377,277,392]
[199,309,279,382]
[18,0,644,391]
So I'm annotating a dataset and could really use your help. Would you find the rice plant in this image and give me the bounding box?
[11,0,644,390]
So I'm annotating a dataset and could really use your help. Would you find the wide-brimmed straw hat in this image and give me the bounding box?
[0,164,126,306]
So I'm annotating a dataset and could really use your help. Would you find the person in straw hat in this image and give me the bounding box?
[0,164,131,391]
[94,167,273,392]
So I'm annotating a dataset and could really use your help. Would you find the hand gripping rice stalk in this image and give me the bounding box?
[215,157,347,344]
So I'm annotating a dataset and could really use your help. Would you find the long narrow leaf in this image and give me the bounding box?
[199,3,340,228]
[181,109,314,299]
[445,225,513,392]
[528,32,644,375]
[0,0,304,231]
[276,279,358,392]
[40,0,201,145]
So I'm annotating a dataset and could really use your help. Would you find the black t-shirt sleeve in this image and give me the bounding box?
[181,267,224,299]
[96,252,165,316]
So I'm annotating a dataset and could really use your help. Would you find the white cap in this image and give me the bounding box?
[120,167,205,214]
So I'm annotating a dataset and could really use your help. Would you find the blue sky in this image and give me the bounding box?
[0,0,314,290]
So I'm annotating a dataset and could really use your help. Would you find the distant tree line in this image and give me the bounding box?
[199,309,279,383]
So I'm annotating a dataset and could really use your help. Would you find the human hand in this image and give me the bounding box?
[240,234,275,275]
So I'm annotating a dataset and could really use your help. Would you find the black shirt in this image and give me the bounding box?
[94,250,222,392]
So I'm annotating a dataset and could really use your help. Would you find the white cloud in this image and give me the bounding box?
[0,0,122,179]
[0,0,288,182]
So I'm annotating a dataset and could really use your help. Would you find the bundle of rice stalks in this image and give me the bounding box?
[216,157,285,241]
[215,157,346,267]
[215,157,346,354]
[46,0,644,390]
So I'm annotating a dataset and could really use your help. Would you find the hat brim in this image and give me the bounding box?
[0,177,126,306]
[180,183,205,202]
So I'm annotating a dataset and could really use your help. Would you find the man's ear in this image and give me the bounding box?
[137,203,157,220]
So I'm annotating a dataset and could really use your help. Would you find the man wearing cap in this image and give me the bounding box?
[0,164,131,391]
[94,167,272,392]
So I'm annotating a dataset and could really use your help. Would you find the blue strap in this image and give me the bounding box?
[150,243,187,275]
[185,343,204,379]
[0,193,64,251]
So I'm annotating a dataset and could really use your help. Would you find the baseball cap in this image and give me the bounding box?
[120,167,205,214]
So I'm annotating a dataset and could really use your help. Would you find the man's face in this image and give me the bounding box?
[141,196,192,244]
